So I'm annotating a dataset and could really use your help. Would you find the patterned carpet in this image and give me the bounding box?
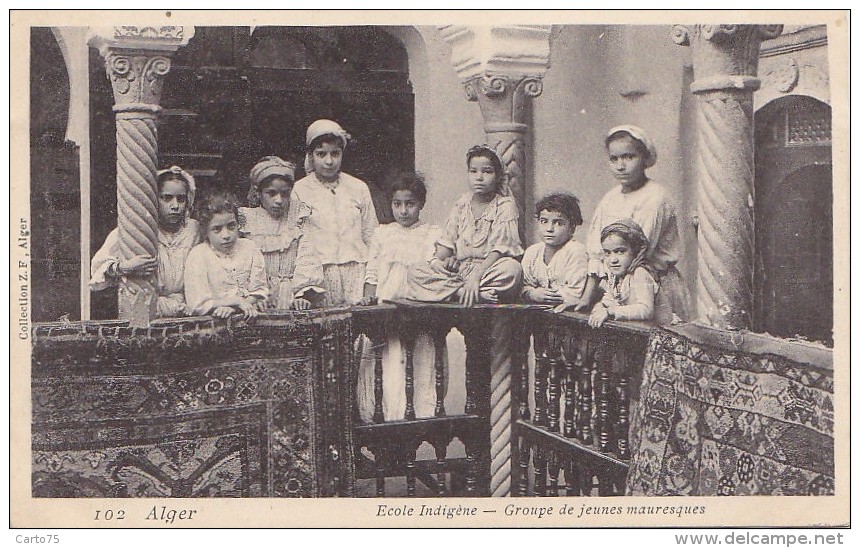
[32,313,354,498]
[626,324,834,496]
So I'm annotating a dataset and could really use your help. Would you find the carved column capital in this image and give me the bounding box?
[87,26,195,110]
[464,75,543,122]
[672,24,783,93]
[101,53,172,112]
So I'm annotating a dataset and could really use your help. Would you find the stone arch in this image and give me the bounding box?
[756,58,830,112]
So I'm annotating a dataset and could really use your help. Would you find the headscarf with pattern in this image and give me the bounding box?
[600,218,653,278]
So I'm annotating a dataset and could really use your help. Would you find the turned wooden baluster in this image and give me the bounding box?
[433,326,447,417]
[406,443,418,497]
[533,446,547,496]
[517,324,531,422]
[372,328,385,424]
[563,331,577,438]
[565,459,581,496]
[464,328,479,416]
[597,354,613,453]
[433,438,447,496]
[517,438,531,496]
[402,326,417,421]
[597,467,614,497]
[578,336,594,445]
[532,329,548,427]
[547,450,560,497]
[375,445,386,497]
[547,328,562,432]
[616,346,631,460]
[465,441,478,495]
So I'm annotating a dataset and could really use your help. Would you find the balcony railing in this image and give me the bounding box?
[30,301,833,498]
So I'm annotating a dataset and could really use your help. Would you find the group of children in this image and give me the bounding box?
[91,119,690,423]
[91,120,690,331]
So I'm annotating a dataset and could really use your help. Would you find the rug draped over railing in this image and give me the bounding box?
[625,324,834,496]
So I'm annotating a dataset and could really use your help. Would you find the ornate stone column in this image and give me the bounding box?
[464,75,543,242]
[440,25,551,497]
[673,24,782,330]
[87,26,194,326]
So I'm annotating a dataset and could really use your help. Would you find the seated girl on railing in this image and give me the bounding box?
[184,192,268,319]
[409,145,523,306]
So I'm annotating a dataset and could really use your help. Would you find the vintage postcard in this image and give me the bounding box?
[9,9,850,532]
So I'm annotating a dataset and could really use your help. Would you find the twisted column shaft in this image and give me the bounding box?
[673,24,783,329]
[489,313,513,496]
[693,91,755,328]
[467,75,543,243]
[115,114,160,324]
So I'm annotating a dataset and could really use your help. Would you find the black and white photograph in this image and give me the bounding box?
[10,9,849,530]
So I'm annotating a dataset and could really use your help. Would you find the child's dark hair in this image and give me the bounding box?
[308,133,345,154]
[605,130,649,158]
[388,171,427,205]
[466,145,505,183]
[534,193,583,228]
[600,220,649,256]
[197,191,240,238]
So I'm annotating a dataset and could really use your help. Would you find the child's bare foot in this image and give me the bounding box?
[479,289,499,304]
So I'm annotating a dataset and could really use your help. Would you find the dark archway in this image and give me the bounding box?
[30,28,80,322]
[159,25,414,222]
[754,96,832,345]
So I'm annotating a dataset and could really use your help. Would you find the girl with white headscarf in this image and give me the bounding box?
[89,166,201,317]
[568,125,691,322]
[288,119,379,306]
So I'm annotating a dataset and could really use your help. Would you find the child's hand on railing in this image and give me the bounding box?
[528,287,564,305]
[292,297,312,310]
[237,298,260,319]
[460,275,481,306]
[552,301,575,314]
[588,304,610,328]
[212,306,234,319]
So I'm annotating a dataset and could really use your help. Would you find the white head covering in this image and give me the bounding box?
[304,119,351,174]
[156,165,196,215]
[606,125,658,168]
[249,156,296,186]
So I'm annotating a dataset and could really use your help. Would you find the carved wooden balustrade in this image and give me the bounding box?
[346,303,651,497]
[349,303,493,497]
[512,310,651,497]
